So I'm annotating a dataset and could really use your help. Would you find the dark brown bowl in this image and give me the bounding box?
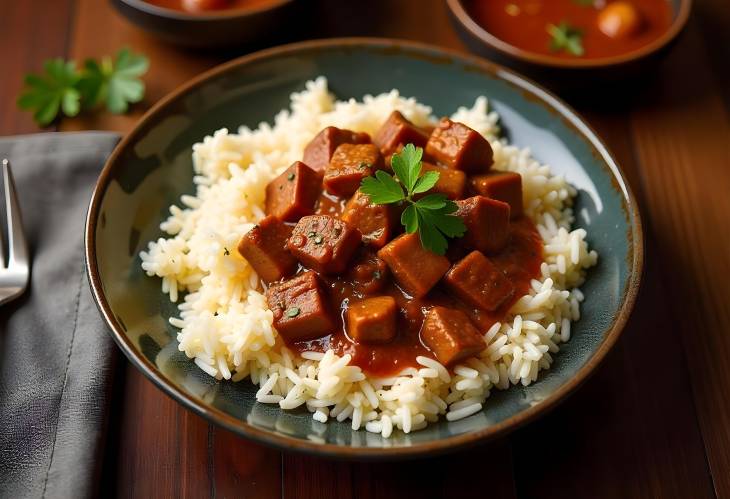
[110,0,296,48]
[447,0,692,86]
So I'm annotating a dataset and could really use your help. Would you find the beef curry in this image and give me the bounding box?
[238,112,543,376]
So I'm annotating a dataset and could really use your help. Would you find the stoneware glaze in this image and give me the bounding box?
[85,38,643,459]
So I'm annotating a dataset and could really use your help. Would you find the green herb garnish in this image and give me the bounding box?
[313,235,324,245]
[287,172,296,181]
[17,48,149,126]
[285,307,300,318]
[223,247,230,256]
[359,144,466,255]
[547,22,585,57]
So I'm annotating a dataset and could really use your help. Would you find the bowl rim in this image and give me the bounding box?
[85,37,644,459]
[446,0,692,69]
[115,0,293,21]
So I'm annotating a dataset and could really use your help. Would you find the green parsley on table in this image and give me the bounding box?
[359,144,466,255]
[17,48,149,126]
[547,22,585,57]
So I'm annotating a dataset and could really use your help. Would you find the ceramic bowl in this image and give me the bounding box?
[446,0,692,84]
[111,0,296,48]
[85,38,643,459]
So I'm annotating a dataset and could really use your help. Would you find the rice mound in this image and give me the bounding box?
[140,77,597,437]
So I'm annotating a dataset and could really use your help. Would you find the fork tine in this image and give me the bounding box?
[3,159,28,269]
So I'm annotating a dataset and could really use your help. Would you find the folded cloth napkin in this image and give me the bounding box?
[0,132,121,499]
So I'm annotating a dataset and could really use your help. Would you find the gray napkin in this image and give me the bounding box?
[0,132,121,499]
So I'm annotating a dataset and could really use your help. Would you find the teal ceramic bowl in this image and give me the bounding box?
[85,38,643,459]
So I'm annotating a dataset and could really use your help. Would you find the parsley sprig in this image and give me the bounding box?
[360,144,466,255]
[547,22,585,57]
[17,48,149,126]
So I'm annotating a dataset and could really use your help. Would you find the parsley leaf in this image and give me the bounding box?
[80,48,149,114]
[414,193,448,210]
[359,144,466,255]
[401,204,419,234]
[391,143,422,192]
[361,170,406,204]
[17,59,81,126]
[412,170,439,194]
[547,22,585,57]
[17,48,149,126]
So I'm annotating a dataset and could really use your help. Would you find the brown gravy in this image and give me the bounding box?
[288,217,543,377]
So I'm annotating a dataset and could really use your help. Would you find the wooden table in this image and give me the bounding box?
[3,0,730,497]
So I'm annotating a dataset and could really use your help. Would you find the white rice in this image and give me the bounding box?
[140,77,597,436]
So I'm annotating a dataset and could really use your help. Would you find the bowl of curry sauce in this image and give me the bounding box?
[447,0,691,79]
[111,0,296,48]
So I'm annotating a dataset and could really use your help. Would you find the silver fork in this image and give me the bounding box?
[0,159,29,305]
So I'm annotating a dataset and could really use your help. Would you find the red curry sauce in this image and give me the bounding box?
[465,0,674,60]
[288,216,543,377]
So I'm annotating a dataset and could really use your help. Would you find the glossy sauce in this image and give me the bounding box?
[288,217,543,376]
[314,190,348,217]
[466,0,673,59]
[145,0,276,13]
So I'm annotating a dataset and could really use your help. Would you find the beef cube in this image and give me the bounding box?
[373,111,429,156]
[237,216,296,283]
[265,161,321,222]
[346,249,389,295]
[469,171,523,219]
[455,196,511,254]
[377,233,450,298]
[444,251,515,311]
[416,162,466,200]
[346,296,397,343]
[287,215,361,274]
[426,119,493,173]
[324,144,384,197]
[265,271,335,341]
[341,191,396,248]
[421,306,486,366]
[302,126,370,173]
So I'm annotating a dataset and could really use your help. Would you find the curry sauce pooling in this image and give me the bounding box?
[293,217,542,377]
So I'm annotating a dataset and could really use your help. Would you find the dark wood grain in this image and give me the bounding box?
[3,0,730,497]
[0,0,75,134]
[114,366,208,499]
[212,427,282,499]
[628,15,730,495]
[283,441,517,499]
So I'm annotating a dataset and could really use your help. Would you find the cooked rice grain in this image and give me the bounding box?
[140,77,596,437]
